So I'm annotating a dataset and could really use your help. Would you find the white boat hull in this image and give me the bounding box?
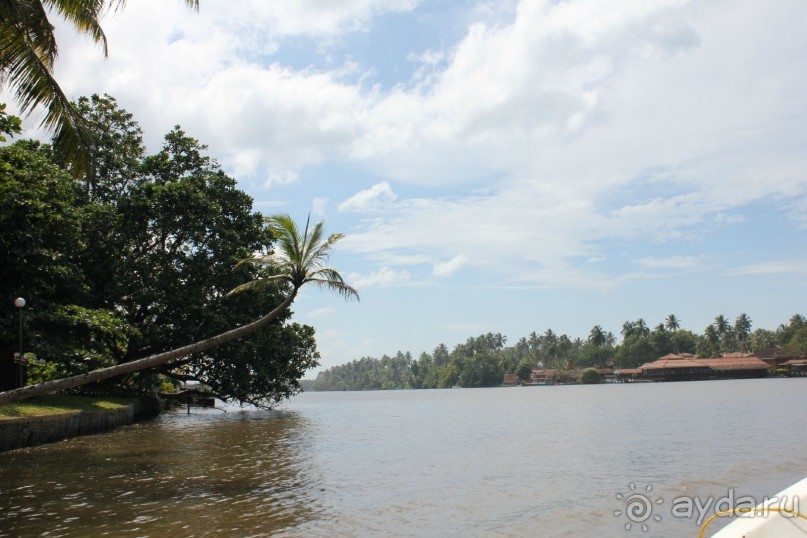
[710,476,807,537]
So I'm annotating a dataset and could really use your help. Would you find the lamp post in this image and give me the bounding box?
[14,297,25,388]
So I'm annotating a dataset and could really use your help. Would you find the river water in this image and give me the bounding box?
[1,378,806,537]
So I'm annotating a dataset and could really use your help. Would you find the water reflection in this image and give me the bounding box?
[0,408,324,537]
[2,379,807,537]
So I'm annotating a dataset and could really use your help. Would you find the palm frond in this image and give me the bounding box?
[306,267,359,301]
[43,0,108,55]
[305,277,359,301]
[1,1,58,69]
[1,21,92,175]
[230,214,358,302]
[226,274,289,297]
[267,214,302,266]
[108,0,199,12]
[301,217,325,265]
[304,232,344,269]
[233,252,273,269]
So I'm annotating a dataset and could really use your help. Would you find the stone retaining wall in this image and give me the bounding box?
[0,396,160,452]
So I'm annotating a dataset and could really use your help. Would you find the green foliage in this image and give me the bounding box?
[516,358,534,382]
[670,330,697,354]
[0,103,22,142]
[310,312,805,392]
[0,96,320,405]
[577,342,613,368]
[73,94,145,199]
[580,368,601,384]
[781,321,807,356]
[0,140,111,371]
[26,360,61,385]
[157,376,177,394]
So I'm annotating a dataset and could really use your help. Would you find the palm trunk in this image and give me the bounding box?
[0,289,298,404]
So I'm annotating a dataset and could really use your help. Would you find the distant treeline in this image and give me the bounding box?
[309,314,807,391]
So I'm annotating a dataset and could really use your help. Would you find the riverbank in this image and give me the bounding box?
[0,395,160,452]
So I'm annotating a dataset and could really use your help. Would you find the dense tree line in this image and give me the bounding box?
[0,95,322,407]
[311,314,807,391]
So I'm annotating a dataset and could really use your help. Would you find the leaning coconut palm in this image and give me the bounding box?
[0,214,358,404]
[0,0,198,177]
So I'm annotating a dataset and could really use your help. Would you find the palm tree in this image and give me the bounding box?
[0,0,198,176]
[634,318,650,338]
[734,313,752,351]
[589,325,606,347]
[665,314,680,331]
[0,214,358,404]
[621,320,636,339]
[713,314,730,337]
[704,325,720,356]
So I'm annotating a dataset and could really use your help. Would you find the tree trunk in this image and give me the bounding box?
[0,289,298,404]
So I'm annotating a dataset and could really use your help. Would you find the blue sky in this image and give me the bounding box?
[15,0,807,374]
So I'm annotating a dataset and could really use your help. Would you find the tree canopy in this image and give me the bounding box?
[310,314,805,391]
[0,94,333,407]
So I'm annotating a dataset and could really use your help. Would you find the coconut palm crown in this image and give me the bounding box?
[229,214,359,302]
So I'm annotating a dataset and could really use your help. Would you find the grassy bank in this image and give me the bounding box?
[0,395,131,420]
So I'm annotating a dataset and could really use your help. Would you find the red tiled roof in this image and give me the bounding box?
[640,355,769,371]
[641,357,709,370]
[697,357,768,370]
[782,359,807,366]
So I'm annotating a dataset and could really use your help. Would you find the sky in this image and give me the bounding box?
[11,0,807,375]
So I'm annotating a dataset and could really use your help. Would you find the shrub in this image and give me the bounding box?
[580,368,601,384]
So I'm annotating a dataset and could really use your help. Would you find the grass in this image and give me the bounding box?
[0,394,131,419]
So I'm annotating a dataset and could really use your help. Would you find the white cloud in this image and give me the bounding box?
[307,307,335,318]
[635,256,701,269]
[433,255,468,277]
[347,267,412,288]
[311,197,329,218]
[31,0,807,294]
[50,0,807,205]
[786,197,807,228]
[221,0,420,39]
[338,182,398,212]
[725,259,807,277]
[252,200,287,208]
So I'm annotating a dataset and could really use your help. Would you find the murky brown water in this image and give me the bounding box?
[2,378,806,537]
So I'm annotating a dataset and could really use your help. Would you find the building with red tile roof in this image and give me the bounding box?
[637,353,769,381]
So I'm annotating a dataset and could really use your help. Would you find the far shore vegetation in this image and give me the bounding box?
[308,314,807,391]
